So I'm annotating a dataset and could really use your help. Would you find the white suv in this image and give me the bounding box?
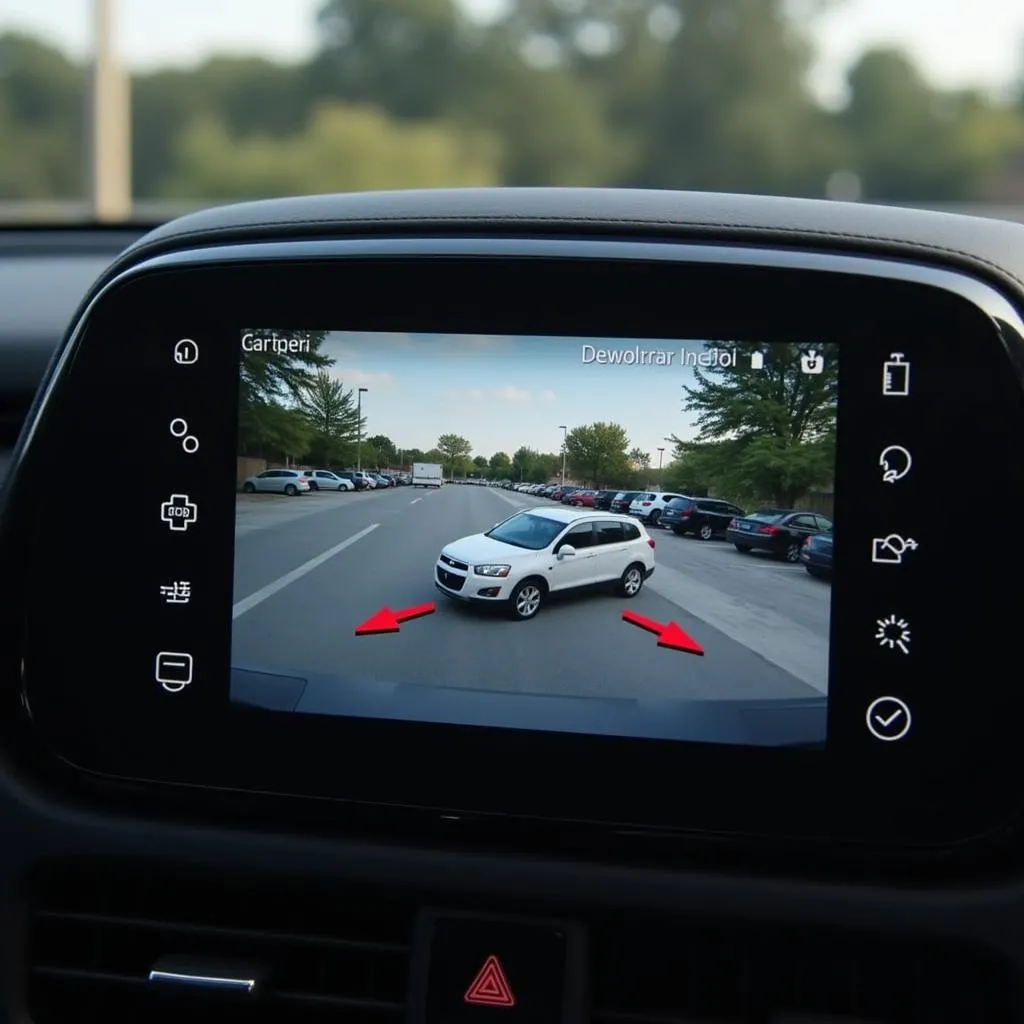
[435,507,656,620]
[628,491,686,528]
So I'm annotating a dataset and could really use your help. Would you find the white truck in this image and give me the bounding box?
[412,462,444,488]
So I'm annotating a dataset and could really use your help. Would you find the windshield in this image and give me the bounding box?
[2,4,1024,224]
[485,513,566,551]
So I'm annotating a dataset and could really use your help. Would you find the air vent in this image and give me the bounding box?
[589,915,1015,1024]
[26,864,415,1024]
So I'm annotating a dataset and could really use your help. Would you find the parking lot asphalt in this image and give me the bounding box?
[231,485,831,723]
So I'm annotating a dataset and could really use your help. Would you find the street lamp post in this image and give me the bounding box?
[657,447,665,470]
[559,425,568,486]
[356,387,368,471]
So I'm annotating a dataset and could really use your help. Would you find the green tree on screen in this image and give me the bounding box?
[673,341,836,506]
[489,451,512,476]
[436,433,473,476]
[628,447,650,468]
[298,370,366,466]
[564,422,630,487]
[368,434,397,465]
[238,329,332,458]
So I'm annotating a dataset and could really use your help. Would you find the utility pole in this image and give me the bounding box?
[658,447,665,470]
[89,0,131,221]
[356,388,368,471]
[559,425,568,486]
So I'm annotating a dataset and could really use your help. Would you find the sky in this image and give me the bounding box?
[320,331,802,461]
[2,0,1024,103]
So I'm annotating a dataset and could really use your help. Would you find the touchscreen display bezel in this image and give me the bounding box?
[10,238,1024,848]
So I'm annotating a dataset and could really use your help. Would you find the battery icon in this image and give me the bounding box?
[750,351,764,370]
[882,352,911,396]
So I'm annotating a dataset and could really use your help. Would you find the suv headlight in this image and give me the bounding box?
[474,564,511,577]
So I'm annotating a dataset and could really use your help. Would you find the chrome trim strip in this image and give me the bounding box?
[148,969,256,992]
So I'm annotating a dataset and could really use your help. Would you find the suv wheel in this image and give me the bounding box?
[698,523,714,540]
[617,563,645,598]
[509,579,544,620]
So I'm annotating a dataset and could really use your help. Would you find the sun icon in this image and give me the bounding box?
[875,614,911,654]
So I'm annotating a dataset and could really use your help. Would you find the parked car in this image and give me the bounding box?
[334,470,369,490]
[567,489,597,507]
[661,496,745,539]
[627,492,687,528]
[610,491,643,514]
[726,509,833,563]
[434,507,656,620]
[240,469,311,496]
[801,531,834,580]
[300,469,354,491]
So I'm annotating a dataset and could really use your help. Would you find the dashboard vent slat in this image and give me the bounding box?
[27,865,413,1024]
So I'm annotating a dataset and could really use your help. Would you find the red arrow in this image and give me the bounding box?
[621,609,704,655]
[354,602,436,636]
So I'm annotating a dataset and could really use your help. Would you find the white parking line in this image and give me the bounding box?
[489,489,528,508]
[410,498,422,504]
[646,563,828,693]
[232,523,379,620]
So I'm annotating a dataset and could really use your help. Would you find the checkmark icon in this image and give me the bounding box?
[865,697,911,741]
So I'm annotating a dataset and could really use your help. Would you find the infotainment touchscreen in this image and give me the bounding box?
[230,331,837,748]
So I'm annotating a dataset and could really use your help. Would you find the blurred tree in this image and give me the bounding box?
[453,55,626,184]
[637,0,840,194]
[133,57,310,198]
[472,455,489,472]
[839,48,1023,200]
[312,0,480,119]
[0,33,84,198]
[159,102,498,198]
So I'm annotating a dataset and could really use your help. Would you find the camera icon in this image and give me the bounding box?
[800,349,825,374]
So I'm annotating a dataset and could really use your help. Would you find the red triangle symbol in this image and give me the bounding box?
[464,954,515,1007]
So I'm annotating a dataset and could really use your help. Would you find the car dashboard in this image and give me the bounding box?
[2,188,1024,1024]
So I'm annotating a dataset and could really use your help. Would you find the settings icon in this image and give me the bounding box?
[875,614,911,655]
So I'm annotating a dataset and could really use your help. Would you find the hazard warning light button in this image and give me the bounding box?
[409,911,585,1024]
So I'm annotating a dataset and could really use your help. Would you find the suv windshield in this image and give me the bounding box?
[667,498,694,509]
[486,514,566,551]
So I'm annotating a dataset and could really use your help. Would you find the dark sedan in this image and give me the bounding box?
[726,509,833,563]
[662,496,746,539]
[801,531,833,580]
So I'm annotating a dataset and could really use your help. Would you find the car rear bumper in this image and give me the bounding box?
[726,528,774,551]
